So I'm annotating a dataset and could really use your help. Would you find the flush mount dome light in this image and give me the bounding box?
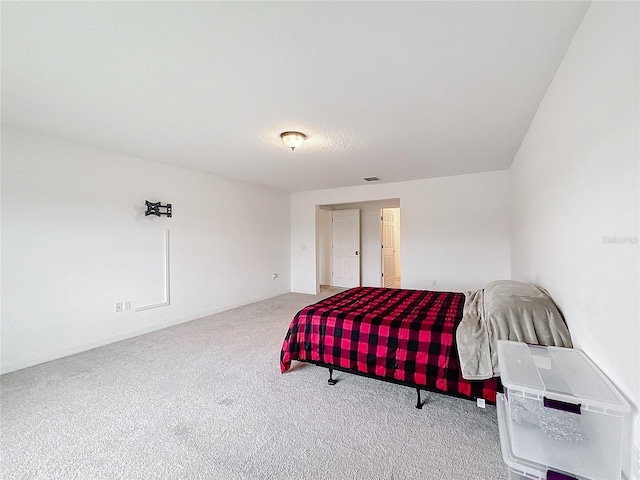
[280,131,306,151]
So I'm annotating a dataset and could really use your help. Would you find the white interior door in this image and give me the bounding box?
[332,209,360,288]
[381,209,396,287]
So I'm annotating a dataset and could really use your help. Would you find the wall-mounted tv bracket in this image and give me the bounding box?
[145,200,172,218]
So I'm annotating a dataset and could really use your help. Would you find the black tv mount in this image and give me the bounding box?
[145,200,172,218]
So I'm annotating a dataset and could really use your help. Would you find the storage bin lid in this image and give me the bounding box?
[497,341,630,414]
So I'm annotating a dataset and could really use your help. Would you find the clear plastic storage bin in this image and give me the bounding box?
[498,393,589,480]
[497,340,630,480]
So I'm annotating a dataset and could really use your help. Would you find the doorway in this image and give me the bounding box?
[316,199,400,292]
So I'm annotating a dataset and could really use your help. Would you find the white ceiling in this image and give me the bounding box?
[1,1,590,192]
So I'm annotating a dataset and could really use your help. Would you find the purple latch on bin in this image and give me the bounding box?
[543,397,581,415]
[547,470,579,480]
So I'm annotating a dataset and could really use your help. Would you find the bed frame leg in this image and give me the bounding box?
[416,388,424,409]
[327,368,338,385]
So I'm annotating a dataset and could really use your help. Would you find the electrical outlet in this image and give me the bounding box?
[115,302,123,313]
[272,273,278,280]
[432,280,437,287]
[124,301,131,311]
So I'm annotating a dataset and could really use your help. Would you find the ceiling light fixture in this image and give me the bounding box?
[280,131,306,151]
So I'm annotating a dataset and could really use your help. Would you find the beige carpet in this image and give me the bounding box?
[1,289,507,479]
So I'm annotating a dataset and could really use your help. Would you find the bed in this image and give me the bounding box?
[280,282,572,408]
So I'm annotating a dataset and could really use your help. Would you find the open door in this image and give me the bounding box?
[381,208,400,288]
[332,209,360,288]
[381,209,395,287]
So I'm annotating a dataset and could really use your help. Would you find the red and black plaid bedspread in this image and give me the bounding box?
[280,287,499,402]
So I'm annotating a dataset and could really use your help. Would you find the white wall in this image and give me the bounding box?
[291,171,510,294]
[509,2,639,477]
[1,127,291,373]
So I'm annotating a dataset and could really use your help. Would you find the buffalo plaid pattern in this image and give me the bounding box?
[280,287,499,402]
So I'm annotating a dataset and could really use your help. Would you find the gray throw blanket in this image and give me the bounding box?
[456,280,573,380]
